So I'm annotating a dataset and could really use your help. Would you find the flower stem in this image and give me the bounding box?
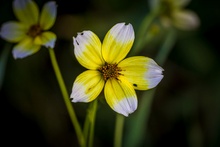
[48,48,85,147]
[124,28,176,147]
[83,99,98,147]
[155,28,176,65]
[0,43,11,90]
[88,100,98,147]
[130,8,159,56]
[114,114,125,147]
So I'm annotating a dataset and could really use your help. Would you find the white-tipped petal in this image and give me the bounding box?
[104,77,137,117]
[73,31,105,69]
[71,70,105,102]
[13,0,39,25]
[12,36,40,59]
[145,58,164,88]
[0,21,28,42]
[40,1,57,30]
[118,56,164,90]
[102,23,134,64]
[34,31,56,48]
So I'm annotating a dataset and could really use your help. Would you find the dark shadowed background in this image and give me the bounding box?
[1,0,220,146]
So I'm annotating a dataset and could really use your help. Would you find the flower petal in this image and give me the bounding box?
[71,70,105,102]
[0,21,28,42]
[73,31,105,69]
[40,1,57,30]
[12,36,41,59]
[102,23,134,64]
[118,56,164,90]
[172,10,200,30]
[104,77,137,117]
[13,0,39,26]
[34,31,56,48]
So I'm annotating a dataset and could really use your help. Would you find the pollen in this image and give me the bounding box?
[27,24,42,38]
[99,63,122,81]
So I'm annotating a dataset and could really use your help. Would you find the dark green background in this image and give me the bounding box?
[1,0,220,146]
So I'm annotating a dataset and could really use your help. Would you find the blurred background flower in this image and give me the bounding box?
[0,0,57,59]
[150,0,200,30]
[1,0,220,147]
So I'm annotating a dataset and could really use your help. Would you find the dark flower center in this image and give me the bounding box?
[99,63,122,81]
[27,24,42,38]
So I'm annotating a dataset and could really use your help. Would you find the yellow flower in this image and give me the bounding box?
[71,23,164,116]
[150,0,200,30]
[0,0,57,59]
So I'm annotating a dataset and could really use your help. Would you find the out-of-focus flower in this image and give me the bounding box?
[0,0,57,59]
[71,23,164,116]
[150,0,200,30]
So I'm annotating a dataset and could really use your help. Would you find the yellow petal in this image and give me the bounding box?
[0,21,28,42]
[102,23,134,64]
[12,36,41,59]
[118,56,164,90]
[34,31,56,48]
[71,70,105,102]
[13,0,39,26]
[172,10,200,30]
[40,1,57,30]
[73,31,105,69]
[104,77,137,116]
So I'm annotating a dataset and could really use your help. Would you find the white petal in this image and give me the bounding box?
[102,23,135,64]
[104,77,137,116]
[71,70,105,102]
[40,1,57,30]
[12,36,41,59]
[118,56,164,90]
[13,0,39,25]
[34,31,56,48]
[73,31,105,69]
[145,59,164,88]
[0,21,27,42]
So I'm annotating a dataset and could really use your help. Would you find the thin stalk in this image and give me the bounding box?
[88,99,98,147]
[48,48,85,147]
[0,43,11,89]
[114,114,125,147]
[124,28,176,147]
[130,8,159,56]
[83,99,98,147]
[155,29,176,65]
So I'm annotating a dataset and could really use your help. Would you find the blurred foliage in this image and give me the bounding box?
[1,0,220,147]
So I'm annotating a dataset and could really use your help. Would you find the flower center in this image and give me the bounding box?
[27,24,42,38]
[99,63,122,81]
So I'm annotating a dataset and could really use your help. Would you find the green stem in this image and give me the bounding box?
[0,43,11,90]
[124,28,176,147]
[130,8,159,56]
[83,99,98,147]
[48,48,85,147]
[88,100,98,147]
[114,114,125,147]
[155,29,176,65]
[124,89,156,147]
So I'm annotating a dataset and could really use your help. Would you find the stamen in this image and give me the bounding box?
[99,63,122,81]
[27,24,42,38]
